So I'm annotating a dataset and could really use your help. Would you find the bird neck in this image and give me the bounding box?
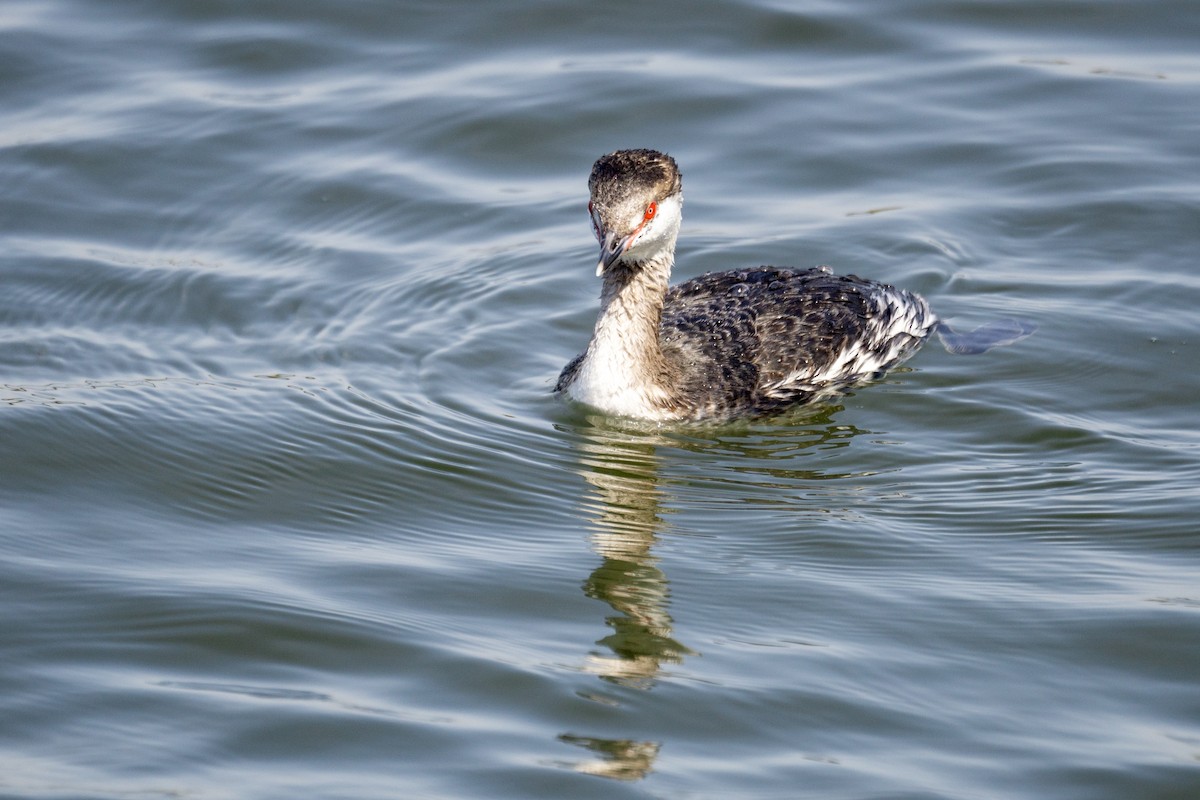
[584,251,675,398]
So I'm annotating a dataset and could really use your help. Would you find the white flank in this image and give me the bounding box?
[769,288,935,395]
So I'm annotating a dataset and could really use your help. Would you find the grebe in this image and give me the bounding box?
[556,149,1031,421]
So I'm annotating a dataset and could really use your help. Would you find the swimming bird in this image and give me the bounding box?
[555,148,1031,421]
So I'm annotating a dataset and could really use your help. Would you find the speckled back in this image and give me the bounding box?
[660,267,935,417]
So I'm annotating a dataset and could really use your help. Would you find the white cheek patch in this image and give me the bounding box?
[624,195,682,261]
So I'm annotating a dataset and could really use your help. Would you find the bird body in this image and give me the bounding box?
[555,149,946,421]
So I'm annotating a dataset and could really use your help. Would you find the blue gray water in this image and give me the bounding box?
[2,1,1198,798]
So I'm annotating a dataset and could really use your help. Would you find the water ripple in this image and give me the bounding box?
[3,0,1200,797]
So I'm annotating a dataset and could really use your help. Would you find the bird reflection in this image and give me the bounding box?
[557,734,661,781]
[573,420,694,689]
[554,420,681,782]
[557,405,866,781]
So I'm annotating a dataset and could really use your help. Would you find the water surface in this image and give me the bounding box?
[2,1,1199,798]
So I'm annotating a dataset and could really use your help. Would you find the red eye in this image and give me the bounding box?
[643,202,657,221]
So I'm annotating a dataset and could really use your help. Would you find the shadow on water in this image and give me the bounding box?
[554,404,867,781]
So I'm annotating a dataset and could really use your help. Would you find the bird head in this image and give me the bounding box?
[587,149,683,276]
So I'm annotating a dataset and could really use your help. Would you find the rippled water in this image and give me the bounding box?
[2,1,1199,797]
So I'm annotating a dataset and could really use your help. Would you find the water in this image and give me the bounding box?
[2,0,1199,797]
